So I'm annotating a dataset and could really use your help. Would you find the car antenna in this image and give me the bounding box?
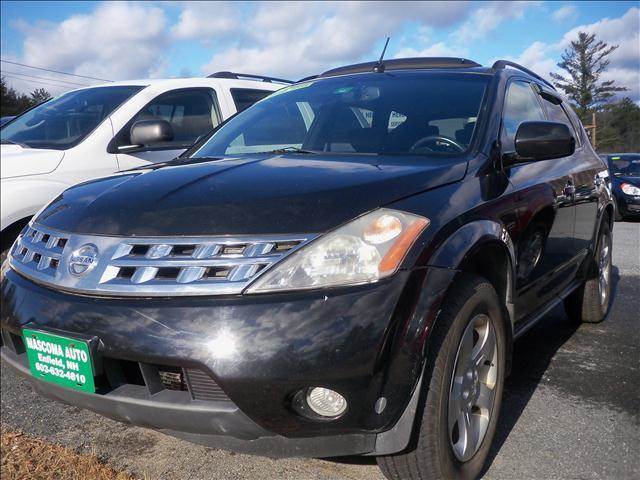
[373,37,391,73]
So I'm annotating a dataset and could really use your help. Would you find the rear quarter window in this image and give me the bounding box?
[230,89,274,113]
[543,99,582,146]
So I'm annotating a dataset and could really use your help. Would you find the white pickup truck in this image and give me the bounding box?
[0,72,288,258]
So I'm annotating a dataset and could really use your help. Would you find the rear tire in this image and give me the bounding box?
[564,219,612,323]
[377,275,506,480]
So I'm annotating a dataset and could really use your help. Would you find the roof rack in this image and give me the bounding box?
[319,57,482,78]
[491,60,556,90]
[207,71,293,84]
[297,74,319,83]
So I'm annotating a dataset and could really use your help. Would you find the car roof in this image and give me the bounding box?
[305,57,554,91]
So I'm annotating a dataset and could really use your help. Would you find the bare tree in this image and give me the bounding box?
[550,31,626,120]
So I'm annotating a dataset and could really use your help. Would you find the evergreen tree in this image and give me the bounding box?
[30,88,52,105]
[550,31,627,121]
[1,77,52,116]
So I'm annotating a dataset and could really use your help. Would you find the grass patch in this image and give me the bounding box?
[1,427,136,480]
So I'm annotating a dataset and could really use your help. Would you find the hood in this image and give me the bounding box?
[614,175,639,185]
[0,145,64,179]
[35,154,467,236]
[612,175,639,188]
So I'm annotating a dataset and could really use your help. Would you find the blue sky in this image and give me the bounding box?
[1,1,638,100]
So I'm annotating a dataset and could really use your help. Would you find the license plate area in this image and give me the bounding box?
[22,328,95,393]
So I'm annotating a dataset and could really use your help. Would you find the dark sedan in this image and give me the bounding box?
[602,153,640,220]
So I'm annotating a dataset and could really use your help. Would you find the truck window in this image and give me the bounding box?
[230,89,274,113]
[118,88,222,149]
[0,86,144,150]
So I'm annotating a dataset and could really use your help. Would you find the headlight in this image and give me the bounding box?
[246,208,429,293]
[621,183,640,196]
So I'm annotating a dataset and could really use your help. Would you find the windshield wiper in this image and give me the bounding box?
[120,156,223,172]
[1,139,30,148]
[258,147,316,155]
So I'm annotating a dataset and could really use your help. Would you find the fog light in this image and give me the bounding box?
[306,387,347,417]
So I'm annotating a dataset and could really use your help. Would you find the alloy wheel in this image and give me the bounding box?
[598,232,612,307]
[448,314,498,462]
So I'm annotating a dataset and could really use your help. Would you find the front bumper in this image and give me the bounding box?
[615,192,640,218]
[1,344,373,457]
[1,266,454,456]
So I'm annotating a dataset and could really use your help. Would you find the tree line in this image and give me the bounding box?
[1,76,51,117]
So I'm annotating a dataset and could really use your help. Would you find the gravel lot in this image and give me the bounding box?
[2,221,639,480]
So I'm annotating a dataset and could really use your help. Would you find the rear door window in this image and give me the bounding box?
[230,89,274,113]
[543,99,582,146]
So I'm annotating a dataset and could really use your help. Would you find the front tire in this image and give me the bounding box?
[564,219,612,323]
[377,275,506,480]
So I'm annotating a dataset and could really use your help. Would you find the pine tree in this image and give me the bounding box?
[30,88,52,105]
[550,31,626,121]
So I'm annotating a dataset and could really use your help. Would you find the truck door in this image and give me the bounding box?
[111,88,223,170]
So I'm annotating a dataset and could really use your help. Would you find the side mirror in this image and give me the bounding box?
[512,121,575,163]
[118,119,174,152]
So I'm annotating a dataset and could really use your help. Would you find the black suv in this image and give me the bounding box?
[1,58,614,480]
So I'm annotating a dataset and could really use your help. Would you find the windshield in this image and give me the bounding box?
[0,85,144,150]
[194,73,490,158]
[610,155,640,177]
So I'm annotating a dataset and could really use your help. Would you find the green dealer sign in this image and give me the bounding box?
[22,328,95,393]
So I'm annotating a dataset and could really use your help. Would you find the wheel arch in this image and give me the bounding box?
[427,220,516,327]
[1,216,31,252]
[373,220,518,455]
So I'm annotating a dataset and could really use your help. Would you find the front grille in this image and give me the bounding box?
[8,222,315,296]
[10,225,69,278]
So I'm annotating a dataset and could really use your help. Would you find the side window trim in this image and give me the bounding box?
[107,87,223,154]
[560,104,584,148]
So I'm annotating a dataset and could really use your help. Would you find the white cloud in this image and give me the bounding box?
[453,1,542,43]
[395,42,469,59]
[171,1,237,41]
[552,5,578,23]
[13,2,169,84]
[202,1,473,79]
[497,41,559,82]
